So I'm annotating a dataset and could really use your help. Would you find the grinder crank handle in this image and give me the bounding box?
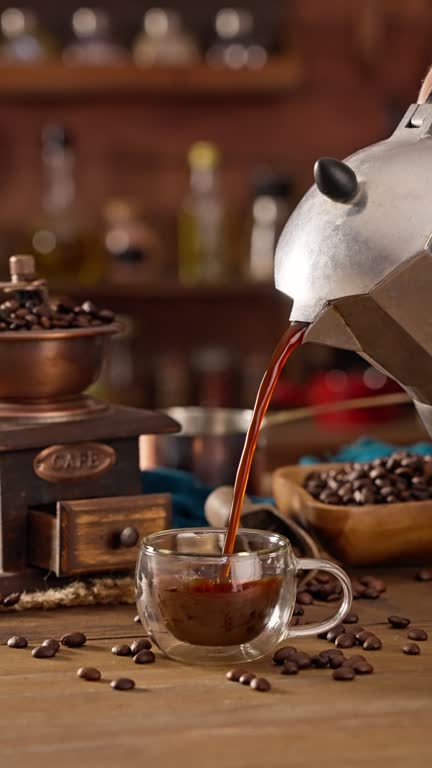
[287,557,353,639]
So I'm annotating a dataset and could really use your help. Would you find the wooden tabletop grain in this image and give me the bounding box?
[0,569,431,768]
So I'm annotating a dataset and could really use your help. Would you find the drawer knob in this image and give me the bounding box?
[119,526,140,548]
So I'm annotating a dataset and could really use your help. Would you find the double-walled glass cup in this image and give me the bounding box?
[136,528,352,664]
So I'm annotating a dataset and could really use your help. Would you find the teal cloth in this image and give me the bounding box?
[141,437,432,527]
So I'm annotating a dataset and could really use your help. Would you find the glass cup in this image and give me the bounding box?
[136,528,352,664]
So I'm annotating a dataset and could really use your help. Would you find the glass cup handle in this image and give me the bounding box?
[288,558,353,639]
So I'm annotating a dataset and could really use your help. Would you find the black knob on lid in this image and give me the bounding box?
[313,157,358,203]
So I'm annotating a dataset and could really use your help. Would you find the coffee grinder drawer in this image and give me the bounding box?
[29,494,171,577]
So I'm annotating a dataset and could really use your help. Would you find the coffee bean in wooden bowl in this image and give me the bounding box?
[273,453,432,566]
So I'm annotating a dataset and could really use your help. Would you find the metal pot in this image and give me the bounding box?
[141,407,264,490]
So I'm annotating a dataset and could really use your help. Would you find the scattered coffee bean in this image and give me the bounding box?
[329,654,347,669]
[335,633,356,649]
[362,588,380,600]
[130,638,152,654]
[343,613,359,625]
[226,669,245,682]
[387,616,411,629]
[333,666,355,681]
[326,624,345,642]
[2,592,21,608]
[42,639,60,652]
[360,577,386,594]
[356,630,374,644]
[272,646,297,665]
[239,672,256,685]
[311,654,328,668]
[134,614,141,623]
[415,568,432,582]
[32,645,56,658]
[133,649,155,664]
[352,660,374,674]
[293,604,304,616]
[77,667,101,681]
[281,661,299,675]
[61,632,87,648]
[363,635,382,651]
[112,644,131,656]
[407,628,428,641]
[250,677,271,692]
[111,678,135,691]
[296,592,313,606]
[7,635,28,648]
[291,652,311,670]
[403,642,420,655]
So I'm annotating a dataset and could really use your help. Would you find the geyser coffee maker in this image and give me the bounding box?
[0,255,178,593]
[275,85,432,437]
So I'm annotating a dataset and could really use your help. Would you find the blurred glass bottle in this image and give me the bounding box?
[63,7,127,64]
[103,198,162,282]
[206,7,267,70]
[0,7,55,61]
[22,125,106,285]
[178,141,228,284]
[247,171,293,282]
[133,8,199,67]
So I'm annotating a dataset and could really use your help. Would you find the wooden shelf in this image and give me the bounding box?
[56,279,286,302]
[0,58,302,99]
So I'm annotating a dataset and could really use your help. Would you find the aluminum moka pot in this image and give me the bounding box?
[275,74,432,437]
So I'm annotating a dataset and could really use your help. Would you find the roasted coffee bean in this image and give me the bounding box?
[42,639,60,652]
[112,644,132,656]
[281,660,299,675]
[130,638,152,654]
[77,666,101,681]
[7,635,27,648]
[239,672,256,685]
[403,642,420,655]
[133,650,155,664]
[415,568,432,581]
[335,633,356,649]
[316,573,331,584]
[363,635,382,651]
[32,645,56,658]
[226,669,245,682]
[317,630,329,640]
[355,629,372,644]
[333,666,355,681]
[352,660,374,674]
[111,677,135,691]
[387,616,411,629]
[2,592,21,607]
[407,628,428,641]
[359,575,386,592]
[134,614,142,623]
[296,591,313,606]
[250,677,271,692]
[272,646,297,665]
[311,654,328,668]
[61,632,87,648]
[329,654,347,669]
[293,604,304,616]
[343,613,359,625]
[362,588,380,600]
[326,624,346,642]
[291,652,311,670]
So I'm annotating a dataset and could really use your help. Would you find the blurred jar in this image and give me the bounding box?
[63,7,127,64]
[193,347,236,407]
[103,199,163,282]
[247,171,293,282]
[133,8,199,67]
[0,8,54,61]
[206,7,267,70]
[178,141,228,284]
[153,352,190,409]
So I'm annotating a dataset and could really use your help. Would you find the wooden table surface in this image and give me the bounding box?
[1,569,431,768]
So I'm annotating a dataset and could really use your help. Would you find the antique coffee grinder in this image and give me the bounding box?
[0,255,178,592]
[275,80,432,438]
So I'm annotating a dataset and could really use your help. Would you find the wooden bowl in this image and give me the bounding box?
[273,463,432,566]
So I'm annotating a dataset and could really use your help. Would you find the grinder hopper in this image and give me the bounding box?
[275,86,432,436]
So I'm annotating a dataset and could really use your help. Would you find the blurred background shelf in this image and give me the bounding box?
[0,58,302,99]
